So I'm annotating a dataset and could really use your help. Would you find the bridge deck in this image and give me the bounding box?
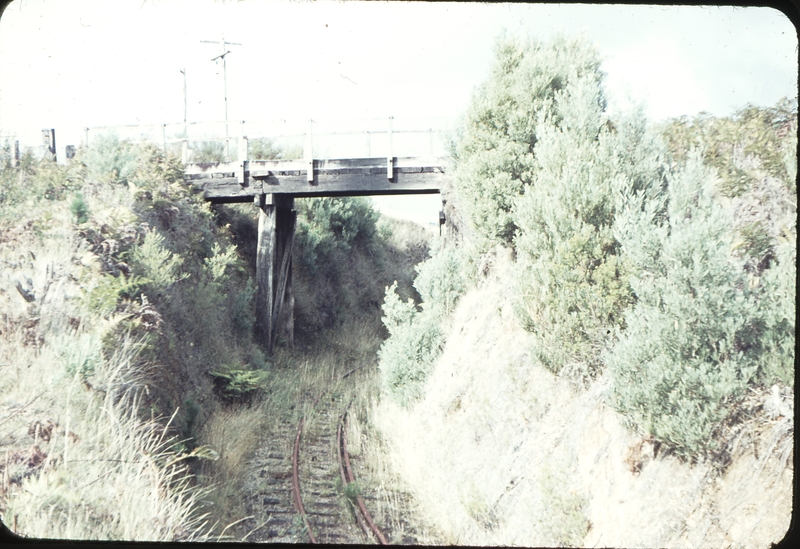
[184,156,448,203]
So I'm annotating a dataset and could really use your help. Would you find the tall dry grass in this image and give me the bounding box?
[0,186,214,541]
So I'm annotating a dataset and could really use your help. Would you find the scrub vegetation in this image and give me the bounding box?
[372,33,794,546]
[0,133,428,540]
[379,33,795,457]
[0,31,793,547]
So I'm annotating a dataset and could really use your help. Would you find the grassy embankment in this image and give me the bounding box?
[0,135,431,540]
[366,35,796,547]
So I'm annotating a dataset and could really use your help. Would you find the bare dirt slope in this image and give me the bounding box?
[373,245,793,547]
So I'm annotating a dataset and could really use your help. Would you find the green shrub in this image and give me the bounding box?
[192,141,226,163]
[661,98,797,198]
[248,138,283,160]
[453,34,606,244]
[343,480,362,502]
[70,192,89,224]
[378,282,443,406]
[607,150,765,458]
[84,272,147,317]
[378,243,465,406]
[513,82,666,384]
[0,151,83,209]
[83,134,138,185]
[130,228,189,291]
[295,196,380,273]
[209,367,270,402]
[204,242,239,283]
[413,239,466,317]
[57,331,102,381]
[757,226,796,386]
[128,143,184,192]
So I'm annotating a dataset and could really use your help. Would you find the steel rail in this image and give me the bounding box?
[337,413,372,541]
[340,410,389,545]
[292,417,318,544]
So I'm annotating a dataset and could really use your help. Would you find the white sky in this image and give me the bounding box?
[0,0,797,224]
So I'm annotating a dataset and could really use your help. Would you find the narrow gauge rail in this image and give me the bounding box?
[292,395,389,544]
[338,409,389,544]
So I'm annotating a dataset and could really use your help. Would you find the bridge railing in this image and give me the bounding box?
[83,116,456,164]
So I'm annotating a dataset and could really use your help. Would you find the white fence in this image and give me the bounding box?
[83,116,456,163]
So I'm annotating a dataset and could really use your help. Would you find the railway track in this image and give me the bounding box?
[239,387,392,544]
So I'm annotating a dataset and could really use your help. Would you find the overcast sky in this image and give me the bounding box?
[0,0,796,224]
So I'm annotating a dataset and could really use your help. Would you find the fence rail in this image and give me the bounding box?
[3,117,455,167]
[83,117,455,163]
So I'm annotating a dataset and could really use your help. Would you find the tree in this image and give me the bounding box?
[453,34,607,244]
[459,35,668,383]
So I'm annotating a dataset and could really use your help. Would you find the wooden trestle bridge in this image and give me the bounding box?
[184,144,449,353]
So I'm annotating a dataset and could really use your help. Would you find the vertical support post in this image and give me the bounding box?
[12,140,19,168]
[305,119,314,183]
[181,67,187,136]
[162,124,167,153]
[255,193,296,354]
[42,129,56,162]
[85,127,89,148]
[238,121,248,185]
[366,130,371,157]
[222,47,230,160]
[255,196,277,352]
[387,116,394,180]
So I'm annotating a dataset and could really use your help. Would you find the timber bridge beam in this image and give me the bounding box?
[184,152,448,353]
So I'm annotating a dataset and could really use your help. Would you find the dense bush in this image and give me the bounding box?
[83,134,139,185]
[378,241,465,405]
[508,66,666,384]
[661,98,797,197]
[412,240,466,317]
[192,141,226,163]
[758,228,796,386]
[290,196,388,333]
[453,34,606,244]
[607,150,778,457]
[661,98,797,274]
[294,196,380,273]
[1,149,83,210]
[248,138,283,160]
[451,33,673,385]
[450,31,795,460]
[130,228,189,291]
[0,140,233,540]
[378,281,444,406]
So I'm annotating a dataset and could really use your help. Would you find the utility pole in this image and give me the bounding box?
[180,68,188,163]
[180,68,187,132]
[201,36,242,159]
